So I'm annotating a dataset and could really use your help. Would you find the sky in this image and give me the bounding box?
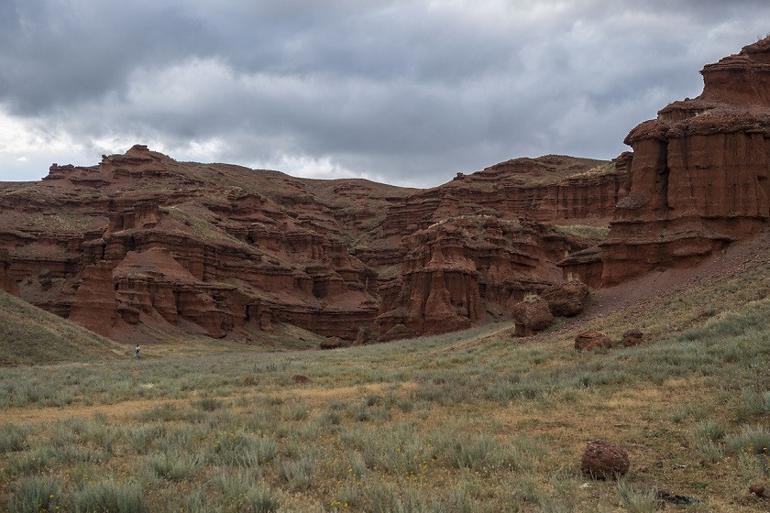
[0,1,769,187]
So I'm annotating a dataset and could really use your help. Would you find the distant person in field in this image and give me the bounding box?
[134,345,141,360]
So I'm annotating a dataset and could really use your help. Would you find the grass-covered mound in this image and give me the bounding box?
[0,290,123,366]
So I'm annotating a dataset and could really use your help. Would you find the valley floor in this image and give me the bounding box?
[1,234,770,512]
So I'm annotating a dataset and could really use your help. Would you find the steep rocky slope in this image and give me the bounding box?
[581,36,770,285]
[0,147,622,343]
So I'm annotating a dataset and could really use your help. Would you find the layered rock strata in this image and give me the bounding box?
[596,36,770,285]
[0,148,620,343]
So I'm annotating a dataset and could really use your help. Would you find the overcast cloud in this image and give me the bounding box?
[0,0,768,186]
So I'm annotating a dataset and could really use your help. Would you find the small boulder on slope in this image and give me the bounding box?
[512,295,554,336]
[574,331,613,351]
[581,440,630,479]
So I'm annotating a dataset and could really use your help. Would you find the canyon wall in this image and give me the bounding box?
[0,146,620,343]
[562,36,770,286]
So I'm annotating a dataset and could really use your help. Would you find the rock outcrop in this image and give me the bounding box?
[594,36,770,285]
[376,216,582,339]
[378,155,625,241]
[0,134,628,344]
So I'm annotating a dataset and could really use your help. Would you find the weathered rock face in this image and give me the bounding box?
[596,36,770,285]
[0,145,619,344]
[0,146,388,342]
[378,155,625,241]
[376,216,583,339]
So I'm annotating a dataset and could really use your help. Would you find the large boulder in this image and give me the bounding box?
[575,331,614,351]
[542,280,589,317]
[512,295,554,337]
[621,329,644,347]
[581,440,630,479]
[319,337,345,350]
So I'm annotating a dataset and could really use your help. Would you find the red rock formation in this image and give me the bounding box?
[0,144,619,344]
[379,155,625,240]
[597,36,770,285]
[376,216,585,338]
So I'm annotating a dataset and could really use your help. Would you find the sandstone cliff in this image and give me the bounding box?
[563,36,770,286]
[0,146,619,343]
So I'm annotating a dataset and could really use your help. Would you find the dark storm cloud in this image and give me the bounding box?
[1,0,769,184]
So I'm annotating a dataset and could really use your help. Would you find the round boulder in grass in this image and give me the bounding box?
[574,331,613,351]
[581,440,630,479]
[621,329,644,347]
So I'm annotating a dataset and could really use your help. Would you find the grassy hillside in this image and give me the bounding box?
[0,248,768,511]
[0,290,124,366]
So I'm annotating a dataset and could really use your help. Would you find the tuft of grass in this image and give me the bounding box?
[617,480,658,513]
[0,424,30,453]
[213,470,279,513]
[7,476,66,513]
[146,451,200,481]
[734,389,770,422]
[194,397,224,412]
[210,432,277,467]
[692,419,726,462]
[72,480,148,513]
[694,420,725,442]
[242,487,280,513]
[278,455,316,490]
[726,425,770,455]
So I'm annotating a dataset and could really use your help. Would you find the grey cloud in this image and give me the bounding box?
[1,1,770,185]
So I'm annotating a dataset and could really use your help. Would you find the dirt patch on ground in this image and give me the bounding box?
[1,382,417,424]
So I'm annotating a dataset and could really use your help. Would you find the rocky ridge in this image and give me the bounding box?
[0,147,620,343]
[573,36,770,285]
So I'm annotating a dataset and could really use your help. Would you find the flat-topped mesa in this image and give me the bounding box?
[595,36,770,286]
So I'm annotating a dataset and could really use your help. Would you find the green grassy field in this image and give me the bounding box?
[0,259,769,512]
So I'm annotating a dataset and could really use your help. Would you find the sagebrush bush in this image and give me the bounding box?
[617,480,658,513]
[0,424,29,453]
[210,432,277,467]
[73,481,147,513]
[726,425,770,455]
[278,455,315,490]
[146,450,200,481]
[8,476,65,513]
